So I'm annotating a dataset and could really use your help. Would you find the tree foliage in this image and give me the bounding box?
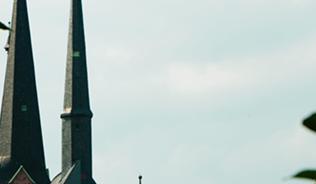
[293,170,316,180]
[292,113,316,180]
[0,22,10,30]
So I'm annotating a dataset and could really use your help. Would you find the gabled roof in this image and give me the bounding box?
[60,160,81,184]
[8,165,35,184]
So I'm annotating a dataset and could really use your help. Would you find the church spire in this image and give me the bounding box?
[60,0,95,183]
[0,0,50,183]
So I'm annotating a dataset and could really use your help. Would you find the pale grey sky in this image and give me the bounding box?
[1,0,316,184]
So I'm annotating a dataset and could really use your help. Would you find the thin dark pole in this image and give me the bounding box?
[139,175,142,184]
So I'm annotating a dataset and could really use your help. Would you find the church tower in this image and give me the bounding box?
[59,0,96,183]
[0,0,50,183]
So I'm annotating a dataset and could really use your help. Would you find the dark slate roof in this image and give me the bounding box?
[60,0,96,183]
[61,0,92,119]
[0,0,50,183]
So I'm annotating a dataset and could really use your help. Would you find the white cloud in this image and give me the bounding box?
[168,63,241,93]
[105,48,133,60]
[239,0,314,6]
[167,33,316,95]
[285,0,314,6]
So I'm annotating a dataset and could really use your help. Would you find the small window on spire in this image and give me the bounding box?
[21,105,27,111]
[75,124,79,131]
[73,51,80,57]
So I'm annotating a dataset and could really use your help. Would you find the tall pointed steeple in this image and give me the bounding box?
[60,0,96,183]
[0,0,50,183]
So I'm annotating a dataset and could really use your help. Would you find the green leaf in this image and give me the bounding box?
[0,22,10,30]
[293,170,316,180]
[303,113,316,132]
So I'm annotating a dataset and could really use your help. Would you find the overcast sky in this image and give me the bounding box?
[2,0,316,184]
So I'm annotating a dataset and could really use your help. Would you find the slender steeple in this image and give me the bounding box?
[60,0,95,183]
[0,0,50,183]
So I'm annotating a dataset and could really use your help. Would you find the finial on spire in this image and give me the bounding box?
[139,175,142,184]
[4,22,11,52]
